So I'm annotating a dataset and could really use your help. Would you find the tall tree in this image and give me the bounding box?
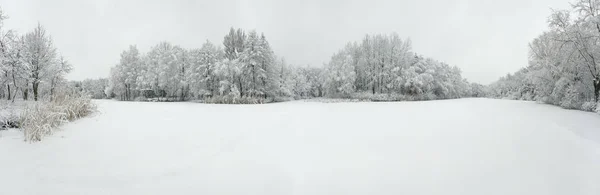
[4,35,26,101]
[549,1,600,102]
[197,41,221,96]
[22,24,57,101]
[223,28,246,60]
[48,56,72,99]
[0,7,12,100]
[172,45,189,100]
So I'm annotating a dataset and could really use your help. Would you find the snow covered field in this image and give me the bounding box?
[1,98,599,195]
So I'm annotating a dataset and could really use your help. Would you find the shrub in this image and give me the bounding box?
[369,93,408,101]
[134,96,147,102]
[0,109,20,129]
[21,102,67,141]
[327,92,413,102]
[581,101,597,112]
[325,93,354,99]
[21,92,96,142]
[422,92,438,101]
[559,98,582,110]
[204,95,266,104]
[304,98,367,103]
[53,93,97,121]
[270,96,294,103]
[327,92,446,102]
[141,89,156,99]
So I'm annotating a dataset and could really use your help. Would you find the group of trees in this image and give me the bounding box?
[489,0,600,111]
[323,33,475,100]
[0,8,72,102]
[107,30,480,103]
[106,28,324,102]
[67,78,108,99]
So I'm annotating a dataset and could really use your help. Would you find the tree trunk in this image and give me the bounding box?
[594,78,600,102]
[238,77,244,97]
[180,85,185,101]
[23,88,28,100]
[252,66,256,96]
[50,79,55,101]
[372,81,376,94]
[6,84,10,100]
[12,72,18,101]
[11,87,18,103]
[33,81,39,101]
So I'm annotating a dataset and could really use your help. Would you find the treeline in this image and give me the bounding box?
[69,79,109,99]
[489,0,600,112]
[323,33,482,101]
[0,8,72,102]
[106,28,328,103]
[106,30,481,103]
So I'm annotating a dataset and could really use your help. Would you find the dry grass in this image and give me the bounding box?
[20,92,97,142]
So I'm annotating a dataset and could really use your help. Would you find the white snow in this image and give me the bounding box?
[1,98,599,195]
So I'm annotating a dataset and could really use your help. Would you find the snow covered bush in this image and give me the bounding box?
[204,95,266,104]
[304,98,367,103]
[346,92,370,100]
[21,102,67,141]
[1,109,20,129]
[52,92,97,121]
[350,93,409,101]
[270,96,294,103]
[0,101,31,130]
[581,101,597,112]
[134,96,147,102]
[324,92,442,102]
[20,92,96,142]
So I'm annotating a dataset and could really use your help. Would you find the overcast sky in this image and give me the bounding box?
[1,0,571,84]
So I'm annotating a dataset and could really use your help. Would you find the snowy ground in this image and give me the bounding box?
[1,98,599,195]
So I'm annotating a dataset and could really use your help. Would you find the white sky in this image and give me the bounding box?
[0,0,571,84]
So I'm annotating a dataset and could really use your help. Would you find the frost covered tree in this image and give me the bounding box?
[106,28,288,103]
[325,49,356,95]
[172,45,190,100]
[107,45,141,100]
[189,41,222,97]
[490,0,600,111]
[0,8,72,102]
[302,66,325,97]
[0,9,8,98]
[0,8,17,100]
[81,78,108,99]
[142,42,179,99]
[214,58,242,97]
[223,28,246,60]
[1,34,26,101]
[323,33,472,100]
[47,56,72,99]
[22,24,58,101]
[240,31,267,97]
